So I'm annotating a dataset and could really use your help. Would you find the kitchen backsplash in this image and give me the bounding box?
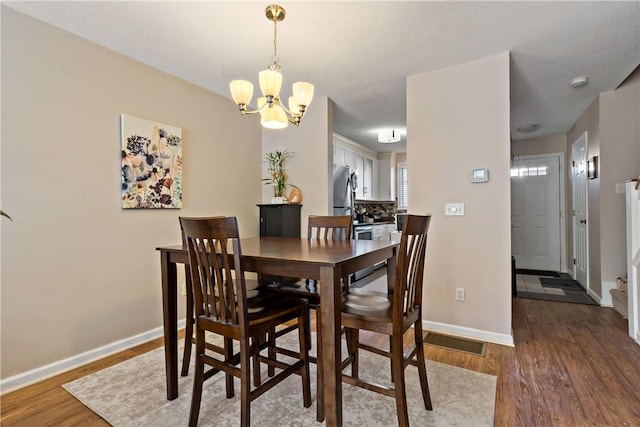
[354,200,397,219]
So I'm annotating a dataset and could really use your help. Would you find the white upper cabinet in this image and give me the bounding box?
[333,133,378,200]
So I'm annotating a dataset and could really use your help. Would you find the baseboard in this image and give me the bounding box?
[422,320,514,347]
[0,319,186,395]
[587,287,602,305]
[600,281,617,307]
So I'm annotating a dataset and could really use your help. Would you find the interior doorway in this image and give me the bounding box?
[571,132,589,290]
[511,154,564,272]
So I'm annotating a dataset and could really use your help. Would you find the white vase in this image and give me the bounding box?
[270,196,286,204]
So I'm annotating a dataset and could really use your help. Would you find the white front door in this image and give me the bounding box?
[511,156,561,271]
[572,132,589,288]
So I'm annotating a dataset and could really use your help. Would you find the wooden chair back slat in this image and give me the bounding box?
[181,217,247,327]
[308,215,352,241]
[394,215,431,318]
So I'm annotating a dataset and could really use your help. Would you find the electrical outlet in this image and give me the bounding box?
[181,282,187,296]
[455,287,465,302]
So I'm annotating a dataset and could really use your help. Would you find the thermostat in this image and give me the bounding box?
[471,168,489,183]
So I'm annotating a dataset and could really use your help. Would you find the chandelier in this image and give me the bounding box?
[229,4,314,129]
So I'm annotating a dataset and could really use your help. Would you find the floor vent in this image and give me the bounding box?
[424,332,487,356]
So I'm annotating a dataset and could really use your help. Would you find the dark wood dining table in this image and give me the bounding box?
[157,236,398,427]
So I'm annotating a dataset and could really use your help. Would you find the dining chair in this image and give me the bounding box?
[180,216,223,377]
[264,214,352,421]
[340,214,433,427]
[180,216,311,427]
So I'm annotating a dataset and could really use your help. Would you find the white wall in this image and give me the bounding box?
[599,69,640,285]
[262,97,333,233]
[1,7,261,380]
[407,52,513,345]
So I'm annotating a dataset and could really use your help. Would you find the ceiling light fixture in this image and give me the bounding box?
[516,123,540,134]
[570,76,589,88]
[229,4,314,129]
[378,130,401,143]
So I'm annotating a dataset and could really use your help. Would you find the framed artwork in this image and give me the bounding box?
[120,114,183,209]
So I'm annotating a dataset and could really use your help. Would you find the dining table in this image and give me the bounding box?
[157,236,398,427]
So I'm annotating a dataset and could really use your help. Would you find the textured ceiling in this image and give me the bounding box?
[5,1,639,153]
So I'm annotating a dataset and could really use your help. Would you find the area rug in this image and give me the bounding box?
[63,334,496,426]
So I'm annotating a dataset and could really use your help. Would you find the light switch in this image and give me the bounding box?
[445,203,465,216]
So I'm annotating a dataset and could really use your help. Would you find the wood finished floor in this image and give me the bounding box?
[2,298,640,426]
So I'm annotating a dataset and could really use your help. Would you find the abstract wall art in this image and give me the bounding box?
[120,114,183,209]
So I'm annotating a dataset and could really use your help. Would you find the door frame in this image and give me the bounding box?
[571,132,589,290]
[512,152,566,272]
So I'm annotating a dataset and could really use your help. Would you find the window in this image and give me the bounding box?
[510,166,548,177]
[397,163,408,209]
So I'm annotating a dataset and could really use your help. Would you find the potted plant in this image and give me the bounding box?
[263,150,295,204]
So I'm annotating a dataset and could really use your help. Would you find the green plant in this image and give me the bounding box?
[262,150,294,198]
[1,210,12,221]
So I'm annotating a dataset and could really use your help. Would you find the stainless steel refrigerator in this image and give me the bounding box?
[332,164,355,216]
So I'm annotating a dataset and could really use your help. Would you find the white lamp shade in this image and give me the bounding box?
[229,80,254,105]
[261,104,288,129]
[292,82,314,106]
[259,69,283,97]
[288,96,301,115]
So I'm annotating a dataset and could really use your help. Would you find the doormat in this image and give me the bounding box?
[424,332,487,356]
[539,277,584,291]
[515,269,560,277]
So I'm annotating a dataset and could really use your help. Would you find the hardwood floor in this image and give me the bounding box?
[2,298,640,426]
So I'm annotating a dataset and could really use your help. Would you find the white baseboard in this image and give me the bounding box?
[599,281,617,307]
[587,287,602,305]
[0,319,186,395]
[422,320,514,347]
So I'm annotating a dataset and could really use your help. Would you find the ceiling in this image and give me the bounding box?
[5,1,639,153]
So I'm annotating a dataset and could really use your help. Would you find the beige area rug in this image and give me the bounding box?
[63,333,496,426]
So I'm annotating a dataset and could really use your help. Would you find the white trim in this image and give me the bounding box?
[513,152,567,272]
[0,319,186,395]
[422,320,514,347]
[600,281,617,307]
[587,288,602,305]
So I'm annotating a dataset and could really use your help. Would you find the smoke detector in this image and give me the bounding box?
[516,123,540,134]
[570,76,589,88]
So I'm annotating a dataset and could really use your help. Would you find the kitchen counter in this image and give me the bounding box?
[353,220,394,227]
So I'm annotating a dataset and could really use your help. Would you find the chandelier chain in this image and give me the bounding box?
[270,20,281,72]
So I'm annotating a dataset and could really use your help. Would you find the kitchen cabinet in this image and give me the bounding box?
[377,152,397,201]
[257,204,301,284]
[257,204,301,237]
[333,133,377,200]
[369,223,393,241]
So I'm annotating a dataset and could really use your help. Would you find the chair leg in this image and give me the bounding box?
[239,337,252,427]
[316,309,324,422]
[224,338,234,398]
[414,322,433,410]
[181,275,194,377]
[267,328,276,377]
[391,333,409,427]
[252,335,262,387]
[345,327,359,378]
[389,336,394,382]
[298,311,312,408]
[188,329,205,427]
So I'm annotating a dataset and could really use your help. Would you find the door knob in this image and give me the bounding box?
[579,219,587,224]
